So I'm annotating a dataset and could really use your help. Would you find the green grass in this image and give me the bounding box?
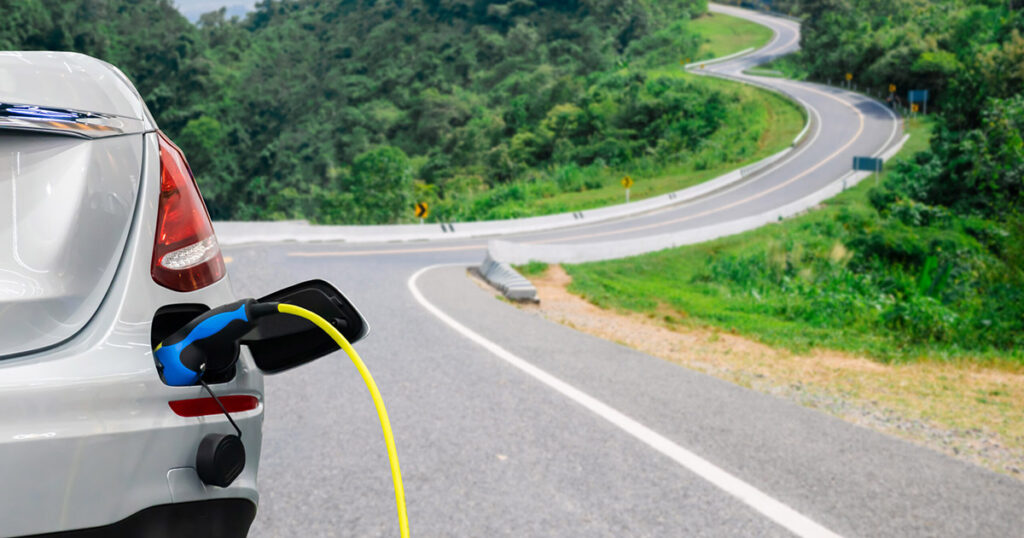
[515,261,550,277]
[745,53,810,80]
[689,12,774,60]
[561,118,1024,365]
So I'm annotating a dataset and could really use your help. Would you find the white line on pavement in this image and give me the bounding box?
[408,264,844,538]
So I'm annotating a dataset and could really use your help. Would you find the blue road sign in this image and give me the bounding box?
[908,89,929,103]
[853,156,883,172]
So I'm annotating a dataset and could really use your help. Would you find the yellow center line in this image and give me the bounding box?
[530,83,865,245]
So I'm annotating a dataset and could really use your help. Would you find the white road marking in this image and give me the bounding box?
[408,264,844,538]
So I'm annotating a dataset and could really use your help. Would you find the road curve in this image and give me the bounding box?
[222,5,1024,537]
[222,3,899,256]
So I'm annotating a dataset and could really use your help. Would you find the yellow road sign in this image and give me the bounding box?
[414,202,429,218]
[888,83,896,93]
[700,63,706,69]
[911,103,920,113]
[621,176,634,189]
[846,72,853,81]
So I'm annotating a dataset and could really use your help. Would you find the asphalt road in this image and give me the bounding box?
[223,5,1024,537]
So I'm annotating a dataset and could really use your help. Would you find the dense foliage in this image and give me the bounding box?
[566,1,1024,361]
[694,173,1024,358]
[799,0,1024,355]
[2,0,745,224]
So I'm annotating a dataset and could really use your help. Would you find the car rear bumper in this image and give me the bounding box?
[15,499,256,538]
[0,278,264,536]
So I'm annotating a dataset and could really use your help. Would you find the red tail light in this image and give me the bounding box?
[151,131,226,291]
[169,395,260,417]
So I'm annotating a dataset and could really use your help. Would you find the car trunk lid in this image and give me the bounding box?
[0,131,143,358]
[1,51,152,358]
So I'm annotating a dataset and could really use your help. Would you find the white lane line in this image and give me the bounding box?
[408,265,843,538]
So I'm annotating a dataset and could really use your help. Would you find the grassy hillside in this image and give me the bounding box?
[426,71,803,220]
[563,118,1024,366]
[431,14,795,219]
[690,11,774,59]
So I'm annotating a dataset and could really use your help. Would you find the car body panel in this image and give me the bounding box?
[0,131,263,536]
[0,52,154,122]
[0,132,143,358]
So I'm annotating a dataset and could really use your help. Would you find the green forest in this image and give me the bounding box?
[567,0,1024,362]
[0,0,811,224]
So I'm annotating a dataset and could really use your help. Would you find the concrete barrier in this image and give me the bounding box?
[478,253,538,302]
[740,147,791,177]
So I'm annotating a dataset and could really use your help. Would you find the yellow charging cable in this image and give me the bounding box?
[276,303,410,538]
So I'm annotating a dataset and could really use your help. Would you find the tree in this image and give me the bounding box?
[347,146,414,224]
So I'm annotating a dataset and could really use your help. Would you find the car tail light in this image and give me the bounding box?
[151,131,226,291]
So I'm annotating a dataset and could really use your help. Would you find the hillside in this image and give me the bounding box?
[1,1,807,224]
[558,1,1024,363]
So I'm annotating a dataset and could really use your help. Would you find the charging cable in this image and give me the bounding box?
[276,303,410,538]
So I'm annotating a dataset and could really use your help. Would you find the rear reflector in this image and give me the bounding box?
[169,395,260,417]
[151,131,226,291]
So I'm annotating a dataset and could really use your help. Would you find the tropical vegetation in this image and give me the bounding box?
[3,0,805,224]
[564,0,1024,363]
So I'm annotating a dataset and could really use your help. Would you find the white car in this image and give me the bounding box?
[0,51,364,537]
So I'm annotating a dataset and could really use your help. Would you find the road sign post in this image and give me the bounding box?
[845,72,853,88]
[414,202,429,223]
[621,176,634,203]
[853,156,884,186]
[908,89,929,115]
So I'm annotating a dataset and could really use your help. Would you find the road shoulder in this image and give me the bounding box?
[518,264,1024,479]
[414,264,1024,538]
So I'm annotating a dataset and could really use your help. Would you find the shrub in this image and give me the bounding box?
[882,295,959,343]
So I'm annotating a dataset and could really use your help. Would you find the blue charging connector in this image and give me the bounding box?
[153,299,277,386]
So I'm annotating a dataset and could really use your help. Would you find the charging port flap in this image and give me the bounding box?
[241,279,369,374]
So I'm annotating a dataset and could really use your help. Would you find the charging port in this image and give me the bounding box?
[151,304,236,384]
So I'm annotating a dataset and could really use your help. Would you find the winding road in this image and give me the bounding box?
[222,4,1024,537]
